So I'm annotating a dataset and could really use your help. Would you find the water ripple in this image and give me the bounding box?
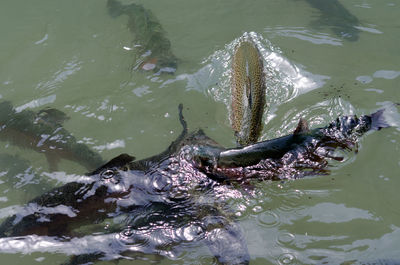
[257,210,280,228]
[277,252,297,265]
[264,97,355,140]
[277,232,295,246]
[188,32,329,136]
[35,57,82,92]
[265,26,343,46]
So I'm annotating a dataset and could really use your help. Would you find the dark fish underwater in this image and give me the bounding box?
[107,0,178,73]
[305,0,361,41]
[0,101,104,171]
[0,103,390,264]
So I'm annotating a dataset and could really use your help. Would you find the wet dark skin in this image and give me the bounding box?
[0,105,389,265]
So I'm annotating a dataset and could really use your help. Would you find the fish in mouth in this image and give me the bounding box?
[196,109,389,182]
[0,102,389,264]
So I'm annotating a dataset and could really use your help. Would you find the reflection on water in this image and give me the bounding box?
[265,26,343,46]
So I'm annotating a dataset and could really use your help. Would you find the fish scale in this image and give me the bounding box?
[231,40,266,146]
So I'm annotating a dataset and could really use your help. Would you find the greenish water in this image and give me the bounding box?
[0,0,400,264]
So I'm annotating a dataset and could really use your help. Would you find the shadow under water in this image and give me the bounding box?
[305,0,361,41]
[0,101,104,172]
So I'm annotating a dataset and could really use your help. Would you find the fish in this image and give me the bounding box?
[230,39,266,146]
[0,104,389,264]
[305,0,361,41]
[195,109,390,181]
[107,0,178,73]
[0,104,249,265]
[0,101,105,172]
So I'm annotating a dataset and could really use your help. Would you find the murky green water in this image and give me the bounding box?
[1,0,400,264]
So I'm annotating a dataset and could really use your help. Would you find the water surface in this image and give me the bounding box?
[0,0,399,264]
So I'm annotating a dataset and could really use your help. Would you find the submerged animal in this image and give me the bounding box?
[0,101,104,171]
[107,0,178,73]
[0,103,389,264]
[305,0,360,41]
[230,39,266,146]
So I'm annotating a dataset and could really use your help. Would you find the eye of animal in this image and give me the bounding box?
[100,169,120,184]
[101,169,115,179]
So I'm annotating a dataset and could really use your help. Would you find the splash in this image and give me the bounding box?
[184,32,329,142]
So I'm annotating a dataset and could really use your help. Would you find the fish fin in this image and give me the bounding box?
[293,118,310,135]
[370,109,390,130]
[90,153,135,175]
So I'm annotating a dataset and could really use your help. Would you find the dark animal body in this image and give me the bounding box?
[0,101,104,171]
[305,0,360,41]
[230,40,266,146]
[0,104,389,264]
[107,0,178,73]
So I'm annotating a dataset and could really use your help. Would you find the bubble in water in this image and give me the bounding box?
[115,226,148,248]
[278,253,296,265]
[121,227,134,238]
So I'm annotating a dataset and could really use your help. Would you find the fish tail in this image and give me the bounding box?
[370,109,390,130]
[107,0,125,18]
